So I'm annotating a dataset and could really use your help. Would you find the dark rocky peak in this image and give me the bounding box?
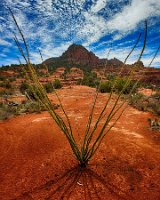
[61,43,100,65]
[134,60,144,68]
[107,57,123,66]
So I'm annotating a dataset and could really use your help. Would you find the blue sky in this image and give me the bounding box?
[0,0,160,68]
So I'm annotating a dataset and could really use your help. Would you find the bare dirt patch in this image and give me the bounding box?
[0,86,160,200]
[138,88,156,97]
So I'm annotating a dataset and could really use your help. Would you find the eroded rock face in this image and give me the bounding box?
[43,43,123,67]
[61,44,100,66]
[107,57,123,66]
[134,61,144,68]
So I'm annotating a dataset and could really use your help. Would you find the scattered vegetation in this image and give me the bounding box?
[80,71,100,87]
[129,92,160,116]
[43,82,54,93]
[0,100,59,120]
[53,79,62,89]
[148,118,160,130]
[99,78,140,94]
[99,81,112,93]
[20,81,56,97]
[5,10,159,169]
[8,8,149,168]
[0,80,12,89]
[20,81,29,94]
[0,75,5,81]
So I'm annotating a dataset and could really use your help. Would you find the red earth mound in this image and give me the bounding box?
[0,86,160,200]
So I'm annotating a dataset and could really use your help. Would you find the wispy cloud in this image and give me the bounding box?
[107,0,160,33]
[90,0,108,13]
[0,39,11,46]
[0,0,160,67]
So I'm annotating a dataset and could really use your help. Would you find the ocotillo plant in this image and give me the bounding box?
[10,8,148,168]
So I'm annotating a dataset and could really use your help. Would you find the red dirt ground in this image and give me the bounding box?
[0,86,160,200]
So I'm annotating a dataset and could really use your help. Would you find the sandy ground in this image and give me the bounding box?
[138,88,156,96]
[0,86,160,200]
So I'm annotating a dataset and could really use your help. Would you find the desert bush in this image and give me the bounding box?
[142,83,154,89]
[115,78,138,94]
[99,78,140,94]
[0,80,12,89]
[151,92,160,100]
[81,71,100,87]
[0,89,14,96]
[0,103,21,120]
[9,77,16,82]
[20,81,30,94]
[148,118,160,130]
[0,76,5,81]
[77,78,82,85]
[16,72,25,78]
[0,109,12,120]
[53,79,62,89]
[129,92,160,115]
[20,81,43,100]
[147,102,160,115]
[99,81,112,93]
[24,101,45,113]
[106,73,116,81]
[26,86,42,100]
[0,99,58,120]
[64,67,71,74]
[129,93,144,104]
[44,82,54,93]
[128,93,147,111]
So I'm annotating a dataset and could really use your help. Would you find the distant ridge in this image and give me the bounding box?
[43,44,123,67]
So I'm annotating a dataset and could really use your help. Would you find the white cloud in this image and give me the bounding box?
[79,0,160,46]
[90,0,108,13]
[107,0,160,33]
[95,43,160,68]
[0,0,160,68]
[35,0,53,14]
[30,41,72,64]
[80,12,107,46]
[0,53,7,57]
[0,39,11,46]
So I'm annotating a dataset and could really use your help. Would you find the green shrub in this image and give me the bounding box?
[81,71,99,87]
[53,79,62,89]
[99,79,139,94]
[148,102,160,115]
[129,92,160,115]
[99,81,112,93]
[0,89,14,96]
[0,109,12,120]
[0,100,57,120]
[151,92,160,100]
[129,93,144,104]
[9,77,16,82]
[44,82,54,93]
[20,81,30,94]
[77,78,82,85]
[115,78,138,94]
[26,86,41,100]
[0,80,12,89]
[0,103,21,120]
[107,73,116,81]
[16,72,25,78]
[20,82,42,100]
[24,101,45,113]
[0,76,5,81]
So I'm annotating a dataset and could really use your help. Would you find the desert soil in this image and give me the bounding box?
[0,86,160,200]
